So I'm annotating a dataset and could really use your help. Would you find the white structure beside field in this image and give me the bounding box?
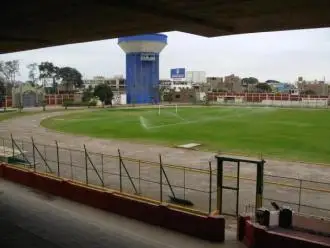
[216,95,329,108]
[261,98,328,107]
[113,92,127,105]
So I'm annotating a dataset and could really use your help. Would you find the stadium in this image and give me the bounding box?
[1,11,330,247]
[27,33,330,222]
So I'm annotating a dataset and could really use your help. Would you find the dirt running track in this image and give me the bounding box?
[0,109,330,218]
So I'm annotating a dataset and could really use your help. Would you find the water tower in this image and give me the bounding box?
[118,34,167,104]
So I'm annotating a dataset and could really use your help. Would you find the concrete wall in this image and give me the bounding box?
[0,163,225,242]
[237,214,330,248]
[261,99,328,107]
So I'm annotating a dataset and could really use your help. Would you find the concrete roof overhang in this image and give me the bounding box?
[1,0,330,53]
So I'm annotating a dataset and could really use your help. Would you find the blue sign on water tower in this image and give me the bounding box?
[171,68,185,78]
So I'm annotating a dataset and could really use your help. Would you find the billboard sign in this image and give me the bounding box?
[170,68,185,79]
[141,53,155,61]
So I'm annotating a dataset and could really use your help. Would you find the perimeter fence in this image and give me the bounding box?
[2,135,330,217]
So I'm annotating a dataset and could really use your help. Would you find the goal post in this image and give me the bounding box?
[158,104,178,115]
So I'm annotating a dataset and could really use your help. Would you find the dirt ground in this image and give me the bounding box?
[1,109,330,218]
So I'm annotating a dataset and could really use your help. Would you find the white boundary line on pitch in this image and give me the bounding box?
[145,109,268,130]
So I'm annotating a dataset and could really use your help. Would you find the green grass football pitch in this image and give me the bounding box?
[41,106,330,163]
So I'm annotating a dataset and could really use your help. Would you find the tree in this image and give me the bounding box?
[82,85,94,102]
[203,95,210,105]
[58,67,83,92]
[0,77,6,96]
[39,62,59,92]
[27,63,39,85]
[26,80,36,87]
[159,85,168,102]
[164,89,174,104]
[94,83,113,106]
[255,83,272,93]
[242,77,259,85]
[0,60,20,84]
[0,60,19,111]
[265,79,280,84]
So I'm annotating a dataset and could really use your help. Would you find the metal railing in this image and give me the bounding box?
[1,135,330,218]
[2,136,217,214]
[262,174,330,217]
[242,174,330,219]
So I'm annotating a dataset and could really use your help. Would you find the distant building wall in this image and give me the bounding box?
[297,82,328,96]
[206,77,224,91]
[44,94,75,105]
[207,92,329,104]
[84,76,125,92]
[58,82,76,93]
[12,83,44,107]
[186,71,206,84]
[206,74,243,93]
[0,96,12,108]
[296,76,328,96]
[164,89,196,103]
[224,74,243,93]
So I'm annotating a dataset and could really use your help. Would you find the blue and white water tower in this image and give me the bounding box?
[118,34,167,104]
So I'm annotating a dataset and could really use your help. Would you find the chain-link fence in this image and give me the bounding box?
[1,135,330,218]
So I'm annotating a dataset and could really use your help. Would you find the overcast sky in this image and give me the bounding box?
[1,28,330,83]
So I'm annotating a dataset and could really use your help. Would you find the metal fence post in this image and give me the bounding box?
[159,154,163,203]
[31,137,36,172]
[101,153,104,186]
[118,149,122,192]
[2,138,5,157]
[11,134,15,158]
[43,144,47,160]
[138,160,141,194]
[298,179,302,212]
[84,144,88,185]
[2,138,5,160]
[85,148,104,187]
[236,161,240,216]
[183,167,186,200]
[256,161,264,209]
[209,161,212,214]
[55,141,60,177]
[70,150,73,180]
[216,157,223,214]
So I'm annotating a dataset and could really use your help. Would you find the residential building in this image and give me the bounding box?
[159,79,172,90]
[205,74,243,93]
[206,77,224,91]
[223,74,243,93]
[84,75,125,92]
[159,79,192,92]
[296,77,328,96]
[186,71,206,84]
